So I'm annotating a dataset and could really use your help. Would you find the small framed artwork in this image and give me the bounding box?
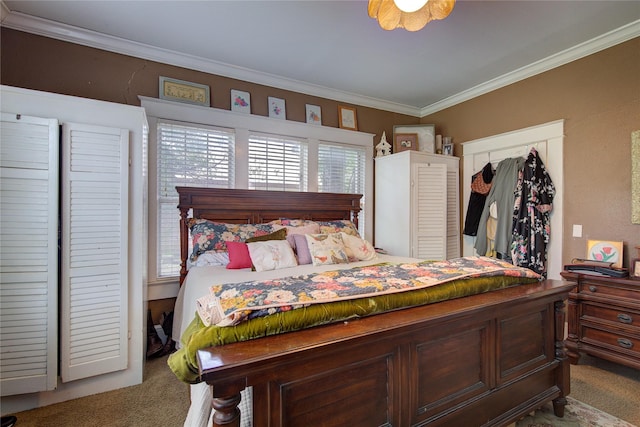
[268,97,286,119]
[338,106,358,130]
[586,240,623,269]
[231,89,251,114]
[393,124,435,153]
[159,76,210,106]
[394,133,418,153]
[306,104,322,125]
[632,259,640,279]
[443,142,453,156]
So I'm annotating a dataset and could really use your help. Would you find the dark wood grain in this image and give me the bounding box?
[177,187,572,426]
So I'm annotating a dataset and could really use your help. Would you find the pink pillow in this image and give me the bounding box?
[292,234,312,265]
[225,241,252,269]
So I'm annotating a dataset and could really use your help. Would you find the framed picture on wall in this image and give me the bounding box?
[394,133,418,153]
[338,106,358,130]
[393,124,435,153]
[231,89,251,114]
[268,97,286,119]
[306,104,322,125]
[159,76,210,106]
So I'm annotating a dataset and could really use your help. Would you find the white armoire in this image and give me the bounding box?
[375,151,460,260]
[0,85,147,413]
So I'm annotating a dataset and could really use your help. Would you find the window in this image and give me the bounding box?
[248,133,308,191]
[142,96,373,292]
[156,120,235,278]
[318,142,366,232]
[318,142,365,194]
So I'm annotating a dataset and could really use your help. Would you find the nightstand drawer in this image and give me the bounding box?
[579,282,638,301]
[582,326,640,358]
[582,304,640,329]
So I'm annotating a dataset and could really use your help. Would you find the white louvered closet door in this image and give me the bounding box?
[412,163,447,260]
[60,123,129,382]
[0,113,59,396]
[445,166,460,259]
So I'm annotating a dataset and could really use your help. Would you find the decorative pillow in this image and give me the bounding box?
[192,251,230,268]
[247,240,298,272]
[188,219,276,261]
[279,218,319,227]
[340,232,377,261]
[305,233,349,266]
[291,234,312,265]
[318,220,359,237]
[225,241,252,269]
[246,228,287,243]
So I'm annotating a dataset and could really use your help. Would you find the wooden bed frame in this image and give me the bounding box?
[177,187,573,427]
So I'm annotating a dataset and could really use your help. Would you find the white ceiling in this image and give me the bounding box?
[2,1,639,116]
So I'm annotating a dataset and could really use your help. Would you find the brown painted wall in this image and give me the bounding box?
[2,28,638,269]
[422,38,640,269]
[0,28,417,142]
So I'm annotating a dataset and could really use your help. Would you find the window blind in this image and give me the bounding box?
[318,142,366,231]
[157,121,234,277]
[248,132,307,191]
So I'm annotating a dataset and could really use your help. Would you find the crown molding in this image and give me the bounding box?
[420,19,640,116]
[1,11,422,117]
[2,11,638,118]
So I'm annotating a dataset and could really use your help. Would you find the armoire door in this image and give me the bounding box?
[412,163,447,259]
[60,122,129,382]
[0,113,59,396]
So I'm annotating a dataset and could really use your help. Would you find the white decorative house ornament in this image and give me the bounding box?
[376,131,392,157]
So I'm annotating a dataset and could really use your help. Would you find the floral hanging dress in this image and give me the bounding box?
[510,148,555,277]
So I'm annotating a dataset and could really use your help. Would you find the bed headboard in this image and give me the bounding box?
[176,187,362,285]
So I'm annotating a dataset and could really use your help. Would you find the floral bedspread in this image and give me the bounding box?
[197,256,541,327]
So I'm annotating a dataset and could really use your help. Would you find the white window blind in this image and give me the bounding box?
[318,142,366,230]
[157,121,235,277]
[248,132,307,191]
[318,142,365,194]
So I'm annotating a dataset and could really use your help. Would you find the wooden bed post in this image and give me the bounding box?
[211,394,242,427]
[179,206,189,286]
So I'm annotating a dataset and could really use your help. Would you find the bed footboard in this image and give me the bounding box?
[198,280,572,427]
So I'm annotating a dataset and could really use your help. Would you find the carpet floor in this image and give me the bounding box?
[6,352,640,426]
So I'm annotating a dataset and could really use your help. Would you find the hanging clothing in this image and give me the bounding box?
[474,157,525,259]
[463,163,494,236]
[511,147,555,277]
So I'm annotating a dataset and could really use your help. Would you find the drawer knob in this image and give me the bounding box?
[588,285,597,292]
[617,338,633,349]
[617,313,633,324]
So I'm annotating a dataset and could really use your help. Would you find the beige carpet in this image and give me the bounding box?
[7,353,640,426]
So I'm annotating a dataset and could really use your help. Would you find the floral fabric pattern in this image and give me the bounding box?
[510,147,555,277]
[199,256,541,326]
[318,219,359,236]
[188,219,276,261]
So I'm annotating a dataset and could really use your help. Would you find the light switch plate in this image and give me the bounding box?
[572,224,582,238]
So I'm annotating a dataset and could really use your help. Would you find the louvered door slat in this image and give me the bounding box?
[413,163,447,260]
[61,123,128,383]
[0,113,59,396]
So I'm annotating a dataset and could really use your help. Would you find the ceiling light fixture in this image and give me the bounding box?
[368,0,456,32]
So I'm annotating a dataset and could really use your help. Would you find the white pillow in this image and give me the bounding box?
[305,233,349,266]
[247,240,298,272]
[340,232,377,261]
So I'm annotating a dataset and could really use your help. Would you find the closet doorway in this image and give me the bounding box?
[461,120,564,279]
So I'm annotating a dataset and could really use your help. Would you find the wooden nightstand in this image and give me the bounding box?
[561,271,640,369]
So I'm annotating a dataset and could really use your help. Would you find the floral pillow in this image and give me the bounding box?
[340,232,377,261]
[247,240,298,272]
[318,220,359,237]
[188,219,276,261]
[279,218,319,227]
[305,233,349,266]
